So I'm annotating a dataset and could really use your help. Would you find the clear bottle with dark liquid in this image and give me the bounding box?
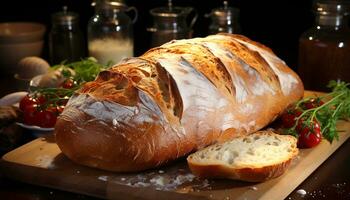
[298,0,350,91]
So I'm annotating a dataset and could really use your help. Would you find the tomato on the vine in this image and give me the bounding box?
[296,119,322,148]
[20,94,60,128]
[19,95,38,111]
[60,79,75,89]
[301,98,324,110]
[280,108,302,128]
[36,95,46,104]
[57,98,69,106]
[23,104,39,125]
[56,105,65,114]
[36,110,57,128]
[20,94,47,111]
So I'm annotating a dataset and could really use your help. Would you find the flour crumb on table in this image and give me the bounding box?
[250,186,258,191]
[98,176,108,181]
[35,155,55,169]
[296,189,307,196]
[114,171,199,191]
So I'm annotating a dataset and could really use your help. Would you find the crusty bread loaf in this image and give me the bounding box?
[54,34,304,172]
[187,130,299,182]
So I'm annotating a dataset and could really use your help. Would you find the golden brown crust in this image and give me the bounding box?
[187,131,299,182]
[187,157,296,182]
[54,34,304,172]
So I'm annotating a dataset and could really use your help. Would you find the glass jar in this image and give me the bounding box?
[298,0,350,91]
[87,0,137,65]
[49,6,86,65]
[205,1,241,34]
[147,0,198,47]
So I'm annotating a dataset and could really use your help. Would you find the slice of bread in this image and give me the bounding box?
[187,130,298,182]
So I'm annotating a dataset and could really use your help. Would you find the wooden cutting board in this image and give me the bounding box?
[1,92,350,200]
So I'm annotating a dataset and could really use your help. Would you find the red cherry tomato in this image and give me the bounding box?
[45,106,59,115]
[280,109,302,128]
[23,104,39,125]
[36,95,46,104]
[302,98,324,110]
[36,109,57,128]
[61,79,75,89]
[296,119,322,148]
[57,98,69,106]
[19,95,38,111]
[56,105,65,114]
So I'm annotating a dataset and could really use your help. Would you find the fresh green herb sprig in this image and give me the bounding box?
[286,80,350,143]
[53,57,107,84]
[31,57,108,108]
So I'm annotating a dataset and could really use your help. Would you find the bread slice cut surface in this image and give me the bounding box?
[187,130,298,182]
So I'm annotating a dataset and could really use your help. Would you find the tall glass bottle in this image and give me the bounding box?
[49,6,86,64]
[298,0,350,91]
[87,0,137,65]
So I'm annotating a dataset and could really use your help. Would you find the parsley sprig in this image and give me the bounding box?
[286,80,350,143]
[52,57,108,84]
[30,57,108,108]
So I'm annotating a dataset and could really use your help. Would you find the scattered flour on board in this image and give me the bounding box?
[108,168,211,191]
[35,155,55,169]
[118,173,196,191]
[94,165,214,191]
[250,186,258,191]
[98,176,108,181]
[297,189,307,196]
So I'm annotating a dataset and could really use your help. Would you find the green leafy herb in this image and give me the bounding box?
[285,80,350,143]
[52,57,106,84]
[31,57,108,108]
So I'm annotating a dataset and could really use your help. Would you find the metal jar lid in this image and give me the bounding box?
[208,1,239,21]
[314,0,350,16]
[51,6,79,26]
[150,0,192,17]
[91,0,128,10]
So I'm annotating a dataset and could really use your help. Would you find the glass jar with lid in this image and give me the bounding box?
[49,6,86,65]
[298,0,350,91]
[205,1,241,34]
[87,0,137,65]
[147,0,198,47]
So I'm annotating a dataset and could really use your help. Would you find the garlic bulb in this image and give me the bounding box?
[30,67,75,88]
[16,57,50,80]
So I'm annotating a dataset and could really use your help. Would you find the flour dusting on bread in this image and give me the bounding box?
[55,34,303,172]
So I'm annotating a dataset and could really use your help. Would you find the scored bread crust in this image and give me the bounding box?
[187,131,299,182]
[54,34,304,172]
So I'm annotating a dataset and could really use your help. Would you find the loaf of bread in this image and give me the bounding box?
[54,34,304,172]
[187,130,299,182]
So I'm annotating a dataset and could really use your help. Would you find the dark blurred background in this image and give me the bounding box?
[0,0,317,71]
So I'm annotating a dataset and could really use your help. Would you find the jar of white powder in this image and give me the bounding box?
[88,0,137,65]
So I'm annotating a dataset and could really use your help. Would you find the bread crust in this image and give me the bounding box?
[187,158,296,182]
[55,34,304,172]
[187,131,299,182]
